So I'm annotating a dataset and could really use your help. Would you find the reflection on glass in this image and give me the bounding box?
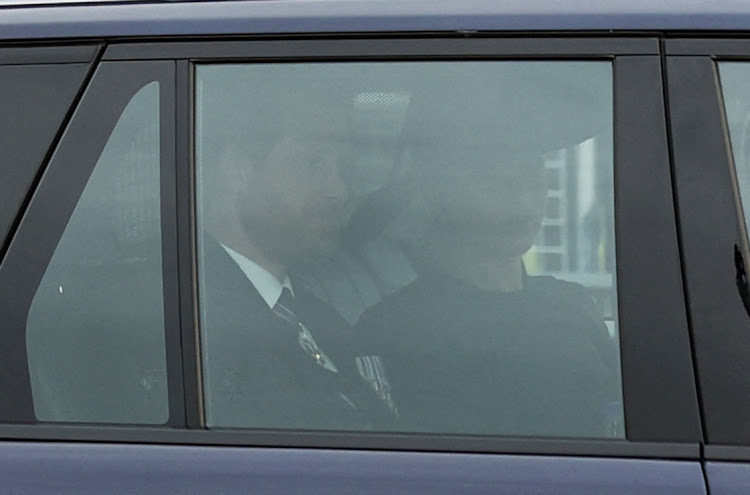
[196,62,623,437]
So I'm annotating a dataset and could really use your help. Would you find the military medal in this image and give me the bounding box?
[356,355,398,416]
[298,322,338,373]
[273,287,339,373]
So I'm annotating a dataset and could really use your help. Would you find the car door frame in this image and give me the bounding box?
[665,37,750,493]
[0,35,704,487]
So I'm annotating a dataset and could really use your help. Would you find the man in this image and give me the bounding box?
[197,81,394,430]
[355,69,622,438]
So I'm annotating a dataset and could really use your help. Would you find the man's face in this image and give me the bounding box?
[237,117,351,263]
[421,149,547,258]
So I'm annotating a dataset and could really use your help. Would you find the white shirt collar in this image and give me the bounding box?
[221,244,293,309]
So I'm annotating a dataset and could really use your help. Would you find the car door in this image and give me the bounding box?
[0,36,706,493]
[666,38,750,494]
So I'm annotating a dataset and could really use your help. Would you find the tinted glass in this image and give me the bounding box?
[719,63,750,240]
[26,82,168,424]
[196,62,622,438]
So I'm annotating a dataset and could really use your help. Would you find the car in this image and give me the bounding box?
[2,0,750,492]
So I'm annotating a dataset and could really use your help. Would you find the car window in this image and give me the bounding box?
[25,81,168,424]
[718,63,750,240]
[195,61,623,438]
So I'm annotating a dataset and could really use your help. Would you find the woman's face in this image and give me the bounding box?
[420,149,547,258]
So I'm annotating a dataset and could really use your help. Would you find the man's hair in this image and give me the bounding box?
[198,66,352,170]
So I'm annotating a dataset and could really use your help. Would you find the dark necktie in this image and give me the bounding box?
[272,287,338,373]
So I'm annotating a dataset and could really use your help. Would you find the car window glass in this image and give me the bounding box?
[718,63,750,241]
[195,62,623,438]
[25,81,168,424]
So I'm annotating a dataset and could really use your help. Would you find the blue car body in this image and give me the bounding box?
[2,1,750,493]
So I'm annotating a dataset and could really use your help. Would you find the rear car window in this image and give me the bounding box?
[195,61,623,438]
[26,81,168,424]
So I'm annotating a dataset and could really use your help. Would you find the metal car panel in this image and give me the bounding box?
[2,0,750,41]
[0,441,707,494]
[706,462,750,495]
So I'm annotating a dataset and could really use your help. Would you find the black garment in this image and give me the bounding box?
[200,237,394,430]
[355,269,621,438]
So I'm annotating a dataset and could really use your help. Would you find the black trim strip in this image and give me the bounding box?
[0,424,700,459]
[614,56,702,442]
[659,38,709,444]
[667,38,750,56]
[175,59,202,428]
[161,61,185,426]
[666,56,750,445]
[706,445,750,461]
[0,44,98,65]
[103,37,659,61]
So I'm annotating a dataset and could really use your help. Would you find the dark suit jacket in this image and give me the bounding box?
[200,237,393,430]
[356,268,622,438]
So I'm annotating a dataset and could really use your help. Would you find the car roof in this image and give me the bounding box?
[1,0,750,41]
